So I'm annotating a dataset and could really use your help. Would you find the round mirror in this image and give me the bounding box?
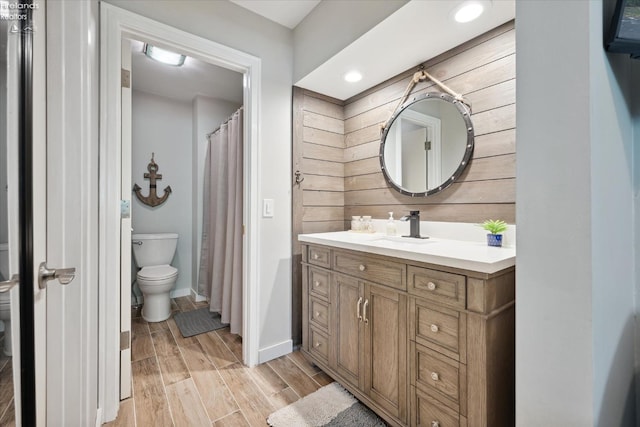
[380,92,474,196]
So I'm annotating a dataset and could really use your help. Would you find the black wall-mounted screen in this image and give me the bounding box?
[606,0,640,58]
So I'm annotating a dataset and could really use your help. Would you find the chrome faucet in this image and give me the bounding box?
[400,210,427,239]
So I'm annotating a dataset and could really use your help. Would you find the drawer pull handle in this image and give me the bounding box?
[431,372,439,381]
[356,297,363,321]
[430,324,439,333]
[359,264,366,271]
[314,281,320,287]
[313,253,319,260]
[431,422,440,427]
[314,342,321,348]
[363,299,369,325]
[427,281,436,291]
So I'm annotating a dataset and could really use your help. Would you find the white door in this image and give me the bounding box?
[1,3,50,425]
[43,0,99,425]
[0,4,37,425]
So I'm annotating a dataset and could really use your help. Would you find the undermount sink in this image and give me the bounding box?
[374,235,434,245]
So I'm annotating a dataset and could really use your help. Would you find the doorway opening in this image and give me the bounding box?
[127,36,244,313]
[126,32,245,388]
[100,3,261,421]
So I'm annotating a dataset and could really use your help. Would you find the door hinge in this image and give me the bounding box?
[425,140,432,151]
[121,200,130,219]
[121,68,131,88]
[120,331,130,351]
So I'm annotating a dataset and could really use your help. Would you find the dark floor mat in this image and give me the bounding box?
[173,307,227,337]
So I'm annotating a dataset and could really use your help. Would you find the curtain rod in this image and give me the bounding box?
[206,106,244,139]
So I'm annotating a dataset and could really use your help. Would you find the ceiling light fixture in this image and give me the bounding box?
[143,44,186,67]
[344,70,363,83]
[453,1,485,23]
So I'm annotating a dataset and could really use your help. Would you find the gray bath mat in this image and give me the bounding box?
[173,307,227,338]
[267,382,386,426]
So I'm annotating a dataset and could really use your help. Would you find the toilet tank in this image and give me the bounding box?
[131,233,178,267]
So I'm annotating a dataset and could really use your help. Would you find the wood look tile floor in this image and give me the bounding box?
[0,348,15,426]
[104,296,332,427]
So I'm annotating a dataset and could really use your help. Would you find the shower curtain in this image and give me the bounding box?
[198,107,243,335]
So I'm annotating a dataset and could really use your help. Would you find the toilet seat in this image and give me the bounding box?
[138,265,178,281]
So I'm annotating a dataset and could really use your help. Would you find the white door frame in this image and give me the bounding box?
[99,3,262,421]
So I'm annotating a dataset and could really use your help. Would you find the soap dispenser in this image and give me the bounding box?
[386,212,397,236]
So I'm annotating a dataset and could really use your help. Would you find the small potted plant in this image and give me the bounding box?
[480,219,508,247]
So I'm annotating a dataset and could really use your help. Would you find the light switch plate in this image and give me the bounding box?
[263,199,274,218]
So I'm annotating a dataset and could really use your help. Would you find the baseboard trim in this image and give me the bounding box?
[191,288,208,303]
[95,408,103,427]
[258,339,293,364]
[169,287,191,299]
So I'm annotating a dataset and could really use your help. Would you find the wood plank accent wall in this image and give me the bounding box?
[343,21,516,224]
[293,88,346,233]
[292,87,345,345]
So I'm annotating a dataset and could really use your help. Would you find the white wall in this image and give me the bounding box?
[106,0,294,357]
[590,2,635,424]
[131,90,193,298]
[634,56,640,423]
[192,95,241,297]
[517,1,636,425]
[0,62,6,246]
[292,0,408,82]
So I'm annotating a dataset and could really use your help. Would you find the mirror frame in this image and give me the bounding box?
[379,92,474,197]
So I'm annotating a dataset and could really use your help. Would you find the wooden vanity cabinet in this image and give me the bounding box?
[300,243,515,427]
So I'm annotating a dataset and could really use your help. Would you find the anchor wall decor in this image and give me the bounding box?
[133,153,172,207]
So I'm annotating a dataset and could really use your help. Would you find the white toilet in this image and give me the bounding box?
[0,243,11,356]
[131,233,179,322]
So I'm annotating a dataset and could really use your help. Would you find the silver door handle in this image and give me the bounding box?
[0,274,19,293]
[363,299,369,325]
[38,262,76,289]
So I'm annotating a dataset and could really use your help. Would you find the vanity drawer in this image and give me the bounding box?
[411,298,466,362]
[411,342,465,413]
[309,297,330,333]
[308,245,331,269]
[412,386,462,427]
[408,266,466,309]
[309,267,331,301]
[308,327,330,362]
[333,249,406,290]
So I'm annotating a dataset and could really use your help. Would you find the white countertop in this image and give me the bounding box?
[298,231,516,274]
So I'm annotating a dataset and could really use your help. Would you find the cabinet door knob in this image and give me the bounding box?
[313,253,319,260]
[315,312,321,318]
[430,324,439,333]
[431,372,439,381]
[359,264,366,271]
[427,281,436,291]
[314,342,321,348]
[314,281,320,287]
[431,422,440,427]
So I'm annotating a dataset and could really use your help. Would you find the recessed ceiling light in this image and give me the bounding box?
[344,70,363,83]
[143,44,186,67]
[454,1,484,23]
